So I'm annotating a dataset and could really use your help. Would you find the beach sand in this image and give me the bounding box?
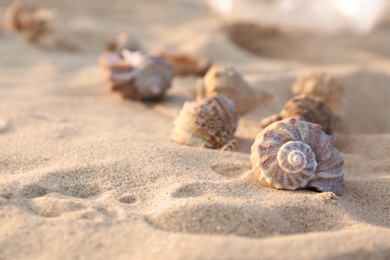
[0,0,389,259]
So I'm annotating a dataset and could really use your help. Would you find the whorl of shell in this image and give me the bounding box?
[292,72,344,113]
[193,65,271,114]
[5,1,56,42]
[99,50,173,100]
[251,118,344,195]
[171,95,239,150]
[260,95,337,135]
[159,52,212,76]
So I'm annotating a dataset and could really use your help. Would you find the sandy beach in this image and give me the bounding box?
[0,0,389,259]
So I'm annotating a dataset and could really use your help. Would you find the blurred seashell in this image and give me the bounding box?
[251,118,344,195]
[99,52,136,91]
[292,72,344,113]
[171,95,239,150]
[260,95,337,135]
[106,33,145,55]
[5,1,57,42]
[193,65,271,114]
[99,50,173,100]
[159,52,212,76]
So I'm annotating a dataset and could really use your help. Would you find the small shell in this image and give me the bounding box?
[159,52,212,76]
[251,118,344,195]
[260,95,337,135]
[99,50,173,100]
[5,1,56,42]
[171,95,239,150]
[106,33,145,54]
[193,65,271,114]
[292,72,344,112]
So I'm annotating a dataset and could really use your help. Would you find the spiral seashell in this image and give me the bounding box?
[171,95,239,150]
[192,65,271,114]
[159,52,212,76]
[251,118,344,195]
[5,1,57,42]
[260,95,337,135]
[99,50,173,100]
[292,72,344,113]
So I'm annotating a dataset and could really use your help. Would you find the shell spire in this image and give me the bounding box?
[251,118,344,195]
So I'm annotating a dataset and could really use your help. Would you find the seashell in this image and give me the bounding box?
[260,95,337,135]
[251,118,344,195]
[171,95,239,150]
[106,33,145,55]
[99,50,173,100]
[193,65,271,114]
[99,52,135,91]
[5,1,57,42]
[292,72,344,113]
[159,52,212,76]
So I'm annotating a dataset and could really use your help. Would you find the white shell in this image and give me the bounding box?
[171,95,239,150]
[251,118,344,195]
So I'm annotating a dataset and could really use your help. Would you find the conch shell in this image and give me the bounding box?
[193,65,271,114]
[292,72,344,113]
[5,1,56,42]
[99,50,173,100]
[251,118,344,195]
[260,95,337,135]
[171,95,239,150]
[159,52,212,76]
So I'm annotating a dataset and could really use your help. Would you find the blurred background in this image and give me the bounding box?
[1,0,390,134]
[1,0,390,63]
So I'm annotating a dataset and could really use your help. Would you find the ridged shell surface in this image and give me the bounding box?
[251,118,344,195]
[260,95,337,135]
[193,65,270,114]
[171,95,239,150]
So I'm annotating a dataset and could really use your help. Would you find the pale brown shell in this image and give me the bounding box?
[99,50,173,100]
[192,65,271,114]
[260,95,337,135]
[292,72,344,112]
[251,118,344,195]
[171,95,239,150]
[159,52,211,76]
[5,1,56,42]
